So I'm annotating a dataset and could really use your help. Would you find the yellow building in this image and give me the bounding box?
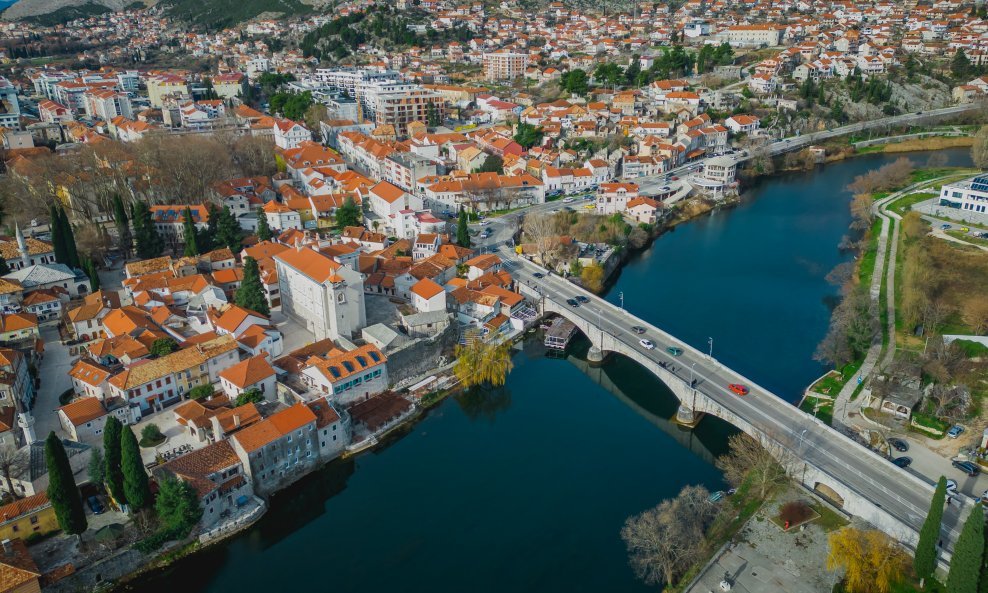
[0,492,58,541]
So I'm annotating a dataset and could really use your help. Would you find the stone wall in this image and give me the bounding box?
[386,322,459,387]
[45,548,151,593]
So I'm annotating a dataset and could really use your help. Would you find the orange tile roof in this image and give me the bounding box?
[58,397,106,426]
[274,247,344,284]
[0,492,49,523]
[0,538,40,592]
[219,355,275,390]
[232,403,316,453]
[410,277,445,300]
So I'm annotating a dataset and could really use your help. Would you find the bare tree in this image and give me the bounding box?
[925,384,970,422]
[961,299,988,336]
[229,135,278,178]
[716,432,795,498]
[922,300,953,337]
[972,125,988,169]
[0,444,26,499]
[522,212,559,266]
[621,484,718,587]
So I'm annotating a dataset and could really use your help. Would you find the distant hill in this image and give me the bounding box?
[2,0,136,21]
[160,0,310,29]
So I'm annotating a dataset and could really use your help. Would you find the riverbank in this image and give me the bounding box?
[773,131,974,175]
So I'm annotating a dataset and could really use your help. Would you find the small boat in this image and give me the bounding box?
[708,491,725,503]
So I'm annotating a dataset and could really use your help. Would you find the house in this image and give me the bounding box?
[218,355,277,400]
[306,398,350,461]
[299,344,389,405]
[0,349,35,411]
[0,313,38,343]
[153,439,255,528]
[0,492,58,541]
[57,397,108,442]
[230,403,320,495]
[464,254,502,281]
[273,119,311,150]
[724,115,760,134]
[0,538,41,593]
[410,278,447,313]
[0,227,56,272]
[626,197,663,225]
[263,201,303,233]
[367,180,423,220]
[596,183,640,215]
[3,264,90,298]
[274,247,367,341]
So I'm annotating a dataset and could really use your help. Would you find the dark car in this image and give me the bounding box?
[576,295,590,304]
[952,460,980,476]
[533,272,545,279]
[87,496,105,515]
[566,298,579,307]
[888,438,908,452]
[892,457,912,468]
[631,326,646,335]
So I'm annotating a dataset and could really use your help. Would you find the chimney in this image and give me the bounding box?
[233,414,241,428]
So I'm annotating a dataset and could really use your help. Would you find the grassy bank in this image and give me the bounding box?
[856,135,974,155]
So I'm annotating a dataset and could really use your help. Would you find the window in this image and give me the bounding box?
[29,516,38,525]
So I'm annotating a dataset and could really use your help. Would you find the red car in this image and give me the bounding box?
[728,383,749,396]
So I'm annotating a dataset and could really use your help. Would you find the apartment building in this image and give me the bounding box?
[483,51,530,81]
[360,82,446,135]
[83,89,133,121]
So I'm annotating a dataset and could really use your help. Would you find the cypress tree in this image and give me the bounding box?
[256,213,272,242]
[456,210,470,247]
[112,194,131,255]
[120,424,151,510]
[182,207,199,257]
[235,256,270,316]
[44,432,87,535]
[947,503,985,593]
[916,476,947,585]
[103,417,126,505]
[0,256,9,276]
[216,206,243,253]
[83,258,100,290]
[60,207,80,269]
[50,205,67,265]
[133,201,164,259]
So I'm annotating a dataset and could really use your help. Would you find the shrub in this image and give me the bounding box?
[779,501,813,527]
[189,385,214,401]
[140,424,164,447]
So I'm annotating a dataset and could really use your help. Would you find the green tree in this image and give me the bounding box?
[50,205,67,265]
[235,256,270,316]
[182,207,199,257]
[154,476,202,535]
[58,207,80,269]
[45,432,87,535]
[121,425,151,510]
[456,210,471,247]
[201,77,218,100]
[561,69,588,95]
[215,206,243,253]
[112,195,132,255]
[198,203,221,253]
[103,417,126,505]
[140,424,164,447]
[149,338,177,357]
[915,476,947,585]
[189,385,214,401]
[256,213,272,242]
[947,503,984,593]
[88,447,105,486]
[453,339,514,388]
[952,48,972,80]
[132,201,164,259]
[513,122,544,149]
[477,154,504,174]
[335,197,361,228]
[234,388,265,406]
[425,102,441,127]
[0,256,9,276]
[83,258,100,290]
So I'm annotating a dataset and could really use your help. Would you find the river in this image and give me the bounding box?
[129,148,972,593]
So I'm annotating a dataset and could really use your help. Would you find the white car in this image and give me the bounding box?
[946,479,958,496]
[479,220,490,226]
[563,197,574,203]
[639,339,655,350]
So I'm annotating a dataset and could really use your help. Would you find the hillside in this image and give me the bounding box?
[2,0,135,20]
[160,0,310,29]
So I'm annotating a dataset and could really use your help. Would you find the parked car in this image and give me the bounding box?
[639,339,655,350]
[666,347,683,356]
[947,425,965,438]
[952,460,980,476]
[888,438,908,452]
[728,383,749,396]
[892,457,912,468]
[479,220,490,226]
[941,224,951,230]
[946,479,959,496]
[563,197,574,203]
[87,496,105,515]
[566,298,579,307]
[631,326,646,334]
[576,295,590,304]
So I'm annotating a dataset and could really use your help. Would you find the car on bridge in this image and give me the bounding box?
[576,296,589,304]
[892,457,912,468]
[639,339,655,350]
[667,346,683,356]
[566,298,579,307]
[631,326,646,335]
[888,438,908,452]
[728,384,749,396]
[952,460,980,477]
[532,272,545,279]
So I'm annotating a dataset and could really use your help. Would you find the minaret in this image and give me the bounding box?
[17,412,36,444]
[14,222,27,263]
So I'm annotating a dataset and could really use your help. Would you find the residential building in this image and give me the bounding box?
[274,247,367,341]
[0,492,58,541]
[299,344,388,405]
[483,51,530,81]
[596,183,640,215]
[230,403,320,495]
[218,355,277,400]
[154,439,254,528]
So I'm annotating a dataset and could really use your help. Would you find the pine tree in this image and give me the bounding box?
[60,207,80,269]
[182,207,199,257]
[915,476,947,584]
[947,503,985,593]
[456,210,471,247]
[256,213,272,242]
[952,48,972,80]
[235,256,270,316]
[216,206,243,253]
[120,424,151,510]
[133,201,164,259]
[45,432,87,535]
[103,417,126,505]
[112,194,131,255]
[50,205,67,265]
[199,203,221,253]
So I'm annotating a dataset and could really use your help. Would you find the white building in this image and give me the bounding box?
[299,344,388,406]
[274,119,311,150]
[937,175,988,218]
[596,183,640,215]
[273,246,367,341]
[218,355,277,400]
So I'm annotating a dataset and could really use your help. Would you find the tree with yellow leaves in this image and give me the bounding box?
[453,336,514,388]
[827,527,908,593]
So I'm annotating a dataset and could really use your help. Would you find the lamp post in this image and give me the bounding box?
[799,428,808,449]
[708,336,714,359]
[619,291,624,309]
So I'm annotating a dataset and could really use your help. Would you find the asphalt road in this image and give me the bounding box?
[501,247,968,548]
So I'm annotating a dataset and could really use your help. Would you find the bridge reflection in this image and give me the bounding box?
[542,337,736,465]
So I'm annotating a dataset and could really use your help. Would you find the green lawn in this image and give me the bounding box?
[858,218,883,288]
[799,396,834,426]
[808,501,849,532]
[946,229,988,247]
[953,339,988,358]
[889,192,937,216]
[810,362,863,397]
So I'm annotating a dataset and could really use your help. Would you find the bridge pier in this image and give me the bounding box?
[586,345,608,366]
[674,404,704,428]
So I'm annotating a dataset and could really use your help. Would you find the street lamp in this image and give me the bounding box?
[708,337,714,359]
[619,292,624,309]
[799,428,808,449]
[690,362,696,385]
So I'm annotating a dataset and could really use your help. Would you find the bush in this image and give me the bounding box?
[188,385,214,401]
[779,501,813,528]
[58,389,75,406]
[139,424,165,447]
